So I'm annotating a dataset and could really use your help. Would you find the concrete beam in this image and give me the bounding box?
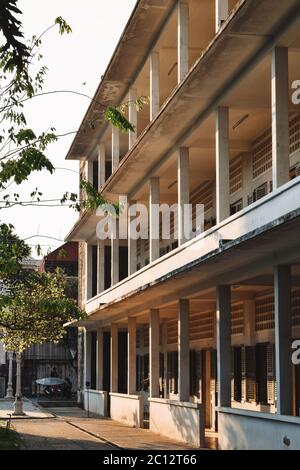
[216,285,231,407]
[150,51,160,120]
[178,147,190,246]
[274,265,293,415]
[149,309,160,398]
[177,0,189,83]
[216,106,230,223]
[178,299,190,402]
[272,47,290,190]
[128,317,137,394]
[149,177,160,262]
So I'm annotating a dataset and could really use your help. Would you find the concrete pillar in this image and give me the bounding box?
[13,352,24,416]
[272,47,290,190]
[215,0,229,32]
[149,177,160,262]
[216,285,231,407]
[150,51,160,120]
[128,317,137,395]
[112,125,120,172]
[162,323,168,398]
[128,200,137,275]
[149,309,160,398]
[129,88,137,149]
[85,243,93,301]
[96,329,104,390]
[97,240,105,294]
[274,265,292,415]
[178,0,189,83]
[216,106,230,223]
[178,147,190,246]
[178,299,190,402]
[111,324,118,393]
[86,160,93,185]
[97,142,106,189]
[244,299,255,346]
[5,352,14,399]
[83,329,92,388]
[111,219,119,286]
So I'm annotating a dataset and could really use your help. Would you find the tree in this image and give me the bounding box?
[0,1,148,214]
[0,223,86,352]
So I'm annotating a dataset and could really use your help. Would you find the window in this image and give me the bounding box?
[230,199,243,216]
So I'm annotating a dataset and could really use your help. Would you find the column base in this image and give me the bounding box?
[5,387,14,400]
[12,397,25,416]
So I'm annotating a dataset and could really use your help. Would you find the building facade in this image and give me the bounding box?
[66,0,300,449]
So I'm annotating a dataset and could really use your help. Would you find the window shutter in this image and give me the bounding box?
[267,343,276,405]
[245,346,257,402]
[197,350,204,401]
[241,346,246,402]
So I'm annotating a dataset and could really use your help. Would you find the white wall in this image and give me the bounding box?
[149,398,205,447]
[84,389,108,417]
[219,408,300,450]
[110,393,144,428]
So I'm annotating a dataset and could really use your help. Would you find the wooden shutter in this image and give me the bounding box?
[241,346,246,402]
[233,347,242,402]
[245,346,257,402]
[267,343,276,405]
[190,350,197,396]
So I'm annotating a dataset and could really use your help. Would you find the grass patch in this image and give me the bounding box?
[0,420,22,450]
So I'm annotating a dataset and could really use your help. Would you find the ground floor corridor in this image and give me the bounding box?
[12,407,211,450]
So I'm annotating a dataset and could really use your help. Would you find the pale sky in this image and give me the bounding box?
[1,0,136,257]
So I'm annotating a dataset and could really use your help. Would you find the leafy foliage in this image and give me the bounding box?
[0,224,86,351]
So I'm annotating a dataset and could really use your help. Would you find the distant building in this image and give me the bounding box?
[22,242,79,396]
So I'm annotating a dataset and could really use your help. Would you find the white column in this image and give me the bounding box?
[244,300,255,346]
[178,0,189,83]
[13,352,25,416]
[178,299,190,402]
[272,47,290,190]
[149,177,160,262]
[96,329,104,390]
[97,240,105,294]
[128,200,137,275]
[150,51,160,120]
[216,106,230,223]
[83,329,92,388]
[128,317,137,395]
[216,285,231,407]
[111,324,118,393]
[85,243,93,301]
[111,219,119,286]
[5,352,14,399]
[162,323,168,399]
[97,142,106,189]
[274,265,292,415]
[149,309,160,398]
[178,147,190,246]
[86,160,93,184]
[112,125,120,172]
[215,0,229,32]
[129,88,137,149]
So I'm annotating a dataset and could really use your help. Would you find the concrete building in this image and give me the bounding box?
[66,0,300,449]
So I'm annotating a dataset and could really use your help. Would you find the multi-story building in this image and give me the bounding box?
[66,0,300,449]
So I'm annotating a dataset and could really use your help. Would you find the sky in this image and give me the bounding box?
[0,0,136,257]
